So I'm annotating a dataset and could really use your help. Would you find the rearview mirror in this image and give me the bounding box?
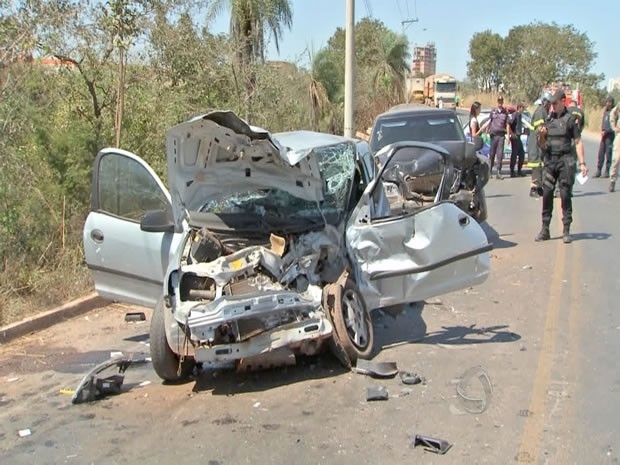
[140,209,175,233]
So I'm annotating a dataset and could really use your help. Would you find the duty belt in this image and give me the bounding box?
[545,152,571,160]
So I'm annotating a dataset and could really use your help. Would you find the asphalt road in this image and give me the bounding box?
[1,135,618,465]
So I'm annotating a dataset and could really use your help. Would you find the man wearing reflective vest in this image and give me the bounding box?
[528,91,552,197]
[535,90,588,244]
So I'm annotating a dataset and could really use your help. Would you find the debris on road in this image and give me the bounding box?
[124,312,146,322]
[7,376,20,382]
[412,434,452,454]
[366,386,389,401]
[71,353,149,405]
[354,360,398,378]
[522,265,533,270]
[138,380,151,387]
[18,429,32,438]
[399,371,423,385]
[456,366,493,414]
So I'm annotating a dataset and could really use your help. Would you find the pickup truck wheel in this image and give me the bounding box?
[150,300,194,383]
[330,279,374,363]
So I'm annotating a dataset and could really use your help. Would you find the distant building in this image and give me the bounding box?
[411,42,436,77]
[608,77,620,93]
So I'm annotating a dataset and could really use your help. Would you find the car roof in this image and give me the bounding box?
[273,130,355,152]
[375,104,457,120]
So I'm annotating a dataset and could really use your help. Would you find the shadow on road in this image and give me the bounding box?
[372,302,521,350]
[486,194,512,199]
[573,191,607,198]
[191,354,348,395]
[570,232,612,241]
[482,222,518,249]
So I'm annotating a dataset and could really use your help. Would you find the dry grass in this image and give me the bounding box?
[0,243,92,327]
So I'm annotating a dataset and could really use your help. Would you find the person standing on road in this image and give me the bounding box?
[595,96,615,178]
[509,102,526,177]
[607,102,620,192]
[535,90,588,244]
[528,92,552,197]
[468,101,482,139]
[567,98,585,167]
[486,95,512,179]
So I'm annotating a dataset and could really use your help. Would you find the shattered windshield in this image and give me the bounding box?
[200,142,356,227]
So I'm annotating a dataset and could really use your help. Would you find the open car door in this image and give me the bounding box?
[346,141,492,311]
[83,148,185,309]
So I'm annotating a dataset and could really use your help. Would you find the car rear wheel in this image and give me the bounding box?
[150,299,195,383]
[330,279,374,363]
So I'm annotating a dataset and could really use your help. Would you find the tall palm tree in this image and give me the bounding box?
[372,31,410,105]
[306,48,330,131]
[208,0,293,122]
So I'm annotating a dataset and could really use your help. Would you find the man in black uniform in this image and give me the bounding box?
[535,90,588,244]
[528,92,552,197]
[509,102,526,177]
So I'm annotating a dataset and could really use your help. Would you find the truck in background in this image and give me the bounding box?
[424,74,458,108]
[406,76,425,104]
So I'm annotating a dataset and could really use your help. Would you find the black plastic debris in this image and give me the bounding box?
[125,312,146,322]
[71,353,148,404]
[366,386,389,401]
[399,371,423,385]
[412,434,452,454]
[354,360,398,378]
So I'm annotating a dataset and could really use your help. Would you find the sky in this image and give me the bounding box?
[208,0,620,87]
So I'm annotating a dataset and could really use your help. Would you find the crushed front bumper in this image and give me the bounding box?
[193,316,333,363]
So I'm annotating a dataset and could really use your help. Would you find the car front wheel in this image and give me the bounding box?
[150,299,195,383]
[330,279,374,363]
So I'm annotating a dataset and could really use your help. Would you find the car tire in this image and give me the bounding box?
[150,299,195,383]
[330,279,374,363]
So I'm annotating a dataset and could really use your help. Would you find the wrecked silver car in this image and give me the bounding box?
[83,111,491,382]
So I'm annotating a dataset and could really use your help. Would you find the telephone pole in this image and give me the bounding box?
[344,0,355,138]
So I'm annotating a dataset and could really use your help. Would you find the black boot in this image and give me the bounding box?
[535,226,550,242]
[593,170,601,178]
[563,226,572,244]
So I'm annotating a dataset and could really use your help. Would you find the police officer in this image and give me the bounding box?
[528,92,552,197]
[509,102,526,177]
[535,89,588,244]
[486,95,512,179]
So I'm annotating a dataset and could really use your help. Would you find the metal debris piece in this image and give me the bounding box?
[399,371,422,385]
[366,386,389,401]
[71,353,148,405]
[18,429,32,438]
[412,434,452,454]
[125,312,146,322]
[354,360,398,378]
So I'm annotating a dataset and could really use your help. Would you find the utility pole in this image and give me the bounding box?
[402,18,420,105]
[344,0,355,138]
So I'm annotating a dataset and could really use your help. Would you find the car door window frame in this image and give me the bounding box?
[365,142,453,224]
[91,149,171,224]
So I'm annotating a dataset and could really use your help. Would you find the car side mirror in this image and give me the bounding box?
[140,209,175,233]
[472,136,484,151]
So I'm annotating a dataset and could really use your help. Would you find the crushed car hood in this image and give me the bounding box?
[165,111,325,228]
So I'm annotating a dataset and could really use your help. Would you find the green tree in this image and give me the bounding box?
[466,30,505,92]
[207,0,293,122]
[466,23,603,102]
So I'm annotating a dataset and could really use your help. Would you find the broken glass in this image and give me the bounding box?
[200,142,356,225]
